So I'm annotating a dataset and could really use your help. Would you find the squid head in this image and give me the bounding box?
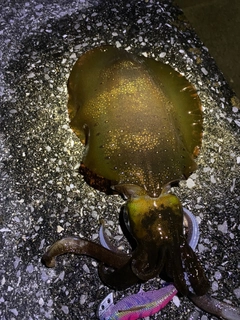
[111,184,209,296]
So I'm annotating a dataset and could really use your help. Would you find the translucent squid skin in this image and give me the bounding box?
[66,45,209,296]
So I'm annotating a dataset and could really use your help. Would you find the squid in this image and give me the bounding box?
[42,46,240,319]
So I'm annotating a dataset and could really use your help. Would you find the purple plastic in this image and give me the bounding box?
[98,284,177,320]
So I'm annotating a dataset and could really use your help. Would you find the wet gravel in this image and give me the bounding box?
[0,0,240,319]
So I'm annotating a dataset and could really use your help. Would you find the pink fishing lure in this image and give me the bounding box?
[98,284,177,320]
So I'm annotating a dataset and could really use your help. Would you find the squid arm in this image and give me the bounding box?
[42,237,130,269]
[98,209,240,320]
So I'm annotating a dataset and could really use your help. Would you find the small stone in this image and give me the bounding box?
[41,270,49,282]
[57,225,64,233]
[26,264,34,273]
[39,239,45,250]
[35,4,43,10]
[80,294,87,304]
[233,287,240,299]
[83,264,90,273]
[92,233,98,240]
[172,295,180,307]
[10,109,18,114]
[13,257,21,269]
[218,221,228,234]
[214,271,222,280]
[234,119,240,127]
[27,72,35,78]
[198,243,206,253]
[229,232,234,239]
[39,297,44,306]
[61,305,69,314]
[9,309,18,316]
[59,271,65,281]
[186,178,195,188]
[70,53,77,59]
[210,175,216,183]
[201,67,208,75]
[47,299,53,307]
[212,280,218,292]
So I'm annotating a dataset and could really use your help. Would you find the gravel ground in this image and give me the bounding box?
[0,0,239,319]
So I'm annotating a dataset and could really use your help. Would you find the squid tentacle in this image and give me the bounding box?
[98,260,141,290]
[99,206,200,291]
[189,293,240,320]
[42,237,130,269]
[98,209,240,320]
[166,238,190,296]
[131,246,167,281]
[181,239,210,296]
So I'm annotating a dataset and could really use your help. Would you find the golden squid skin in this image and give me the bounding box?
[68,46,202,197]
[46,45,209,296]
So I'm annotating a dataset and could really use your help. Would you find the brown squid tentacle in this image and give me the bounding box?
[42,237,130,269]
[189,293,240,320]
[181,238,210,296]
[98,260,141,290]
[98,223,141,289]
[166,241,189,296]
[163,236,209,296]
[131,245,167,281]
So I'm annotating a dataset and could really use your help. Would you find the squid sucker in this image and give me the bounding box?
[42,46,240,319]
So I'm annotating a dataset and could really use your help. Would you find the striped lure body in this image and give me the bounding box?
[98,284,177,320]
